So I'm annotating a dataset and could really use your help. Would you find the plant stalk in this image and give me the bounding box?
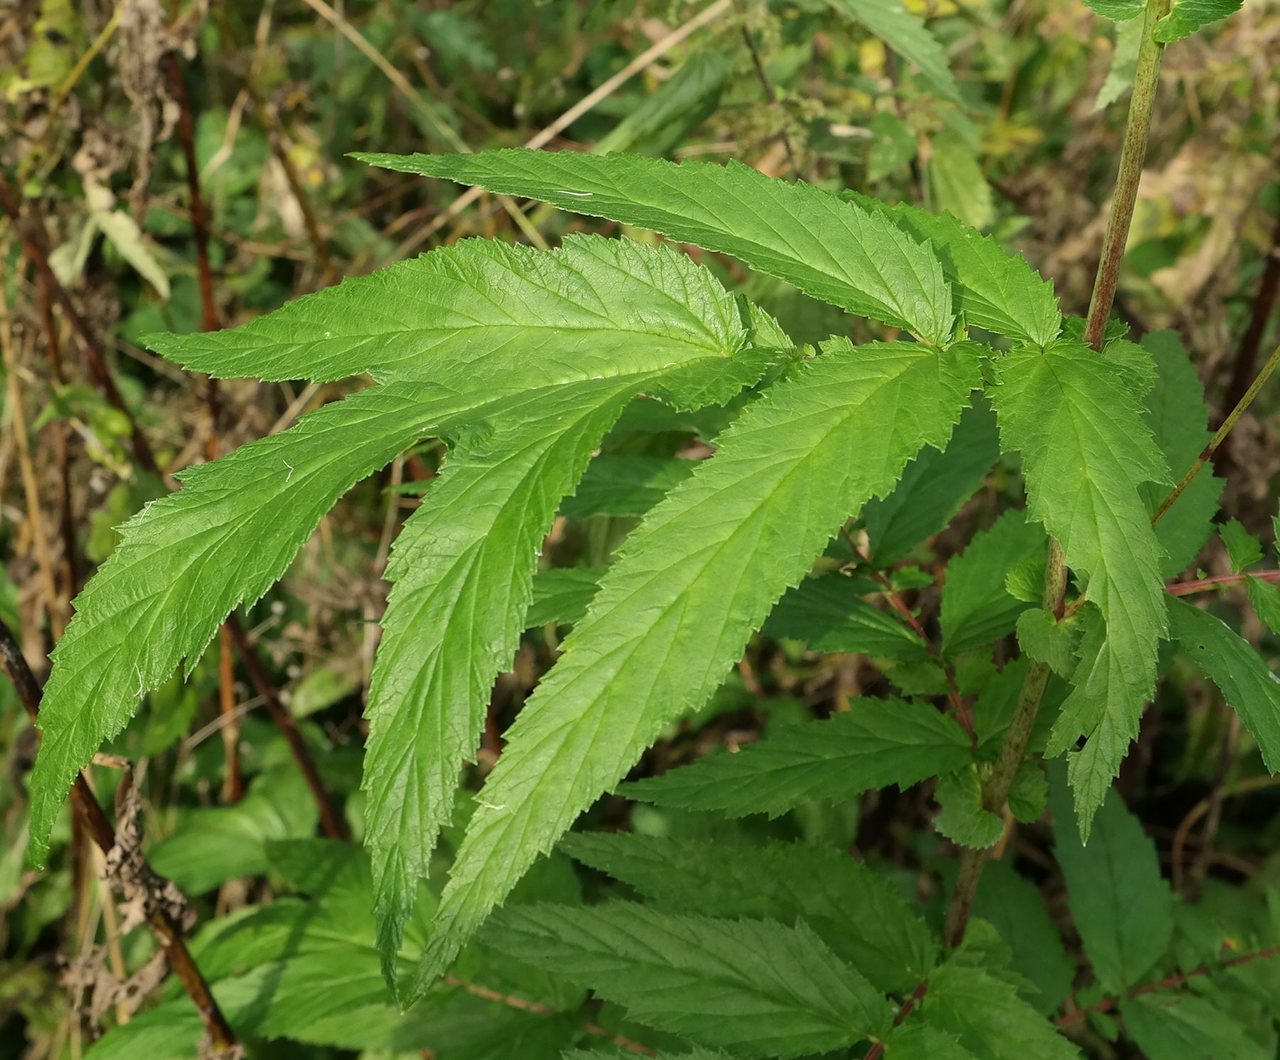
[1152,339,1280,523]
[0,621,239,1054]
[1083,0,1169,350]
[944,0,1168,948]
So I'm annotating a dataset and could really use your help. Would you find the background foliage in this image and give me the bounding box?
[1,0,1279,1057]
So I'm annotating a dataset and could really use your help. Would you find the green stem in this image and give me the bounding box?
[1152,340,1280,524]
[943,0,1168,949]
[1083,0,1169,350]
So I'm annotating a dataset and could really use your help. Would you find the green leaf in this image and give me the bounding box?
[561,833,936,992]
[928,133,994,230]
[527,567,605,628]
[989,340,1169,836]
[365,381,643,989]
[1007,760,1048,823]
[1120,993,1270,1059]
[357,243,767,987]
[28,383,444,864]
[1154,0,1244,42]
[149,768,319,893]
[823,0,960,101]
[1096,16,1144,109]
[862,403,999,566]
[1140,331,1223,574]
[146,235,751,385]
[1246,577,1280,635]
[940,510,1047,657]
[627,698,973,819]
[1221,519,1263,573]
[561,456,695,519]
[1050,772,1173,991]
[488,902,892,1057]
[1167,597,1280,772]
[410,339,980,991]
[1015,608,1078,677]
[884,1022,979,1058]
[849,196,1061,346]
[354,150,956,344]
[763,576,930,662]
[1084,0,1144,20]
[919,959,1080,1059]
[972,861,1074,1014]
[934,766,1003,849]
[595,52,729,157]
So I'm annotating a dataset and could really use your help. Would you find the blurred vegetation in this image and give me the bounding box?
[0,0,1278,1057]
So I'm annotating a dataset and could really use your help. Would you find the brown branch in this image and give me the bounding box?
[0,620,239,1054]
[0,173,160,475]
[1165,568,1280,597]
[4,158,341,841]
[864,980,929,1060]
[738,17,800,179]
[165,46,245,806]
[224,617,349,841]
[1057,943,1280,1026]
[1216,208,1280,471]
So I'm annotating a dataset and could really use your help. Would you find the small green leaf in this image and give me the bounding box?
[1015,609,1078,677]
[1246,577,1280,635]
[627,699,973,819]
[1084,0,1144,20]
[595,52,729,157]
[1220,519,1263,573]
[1154,0,1244,42]
[928,133,994,230]
[764,576,930,662]
[1167,597,1280,771]
[355,150,956,344]
[488,903,892,1057]
[940,510,1047,657]
[934,767,1003,849]
[1050,772,1173,991]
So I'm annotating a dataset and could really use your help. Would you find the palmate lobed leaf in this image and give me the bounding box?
[354,149,956,345]
[25,235,773,867]
[987,339,1169,837]
[407,339,981,995]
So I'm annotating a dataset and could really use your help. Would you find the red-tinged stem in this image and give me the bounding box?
[1057,943,1280,1026]
[1166,569,1280,597]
